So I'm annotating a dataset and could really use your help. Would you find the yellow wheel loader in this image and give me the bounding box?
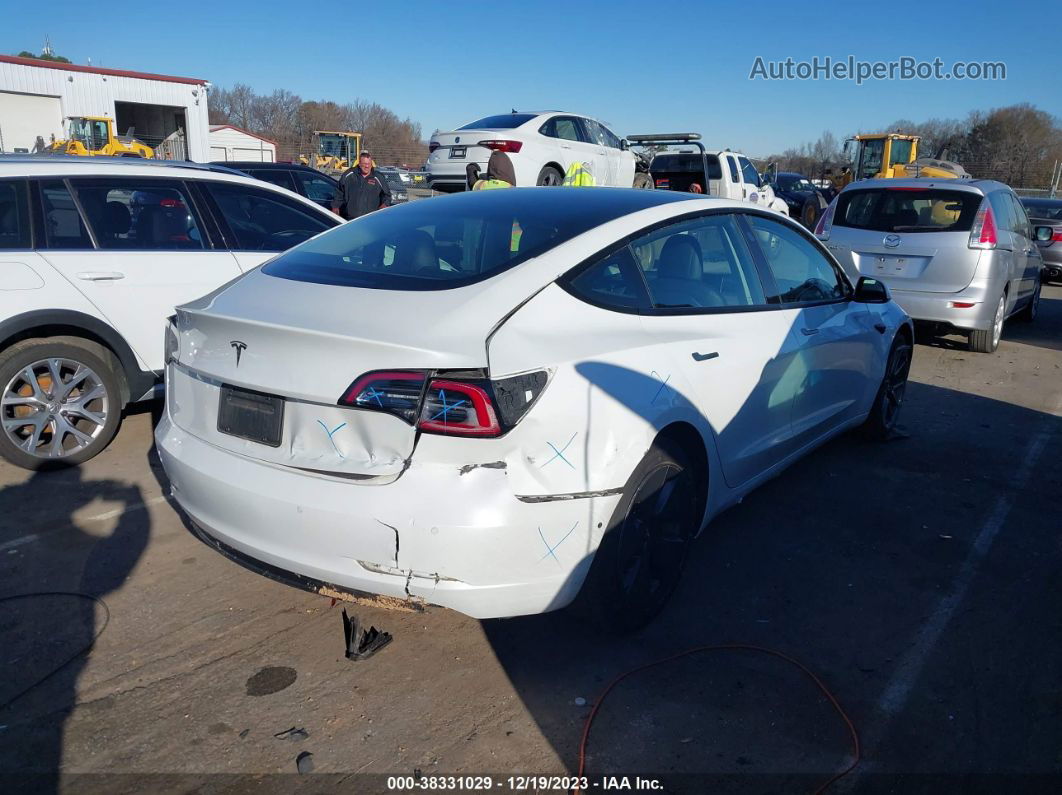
[298,131,363,176]
[47,116,154,158]
[832,133,968,190]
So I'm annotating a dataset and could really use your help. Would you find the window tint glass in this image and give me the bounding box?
[39,180,92,249]
[726,156,739,182]
[0,181,31,249]
[1021,199,1062,221]
[650,154,723,180]
[207,183,333,252]
[889,139,914,166]
[73,179,204,250]
[630,214,767,310]
[987,191,1016,235]
[295,171,338,203]
[540,117,582,142]
[747,216,846,304]
[565,246,650,311]
[246,169,297,192]
[459,114,536,130]
[835,189,981,233]
[1007,194,1031,238]
[262,192,634,290]
[738,157,760,186]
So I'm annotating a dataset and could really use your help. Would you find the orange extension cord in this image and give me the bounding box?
[574,644,861,795]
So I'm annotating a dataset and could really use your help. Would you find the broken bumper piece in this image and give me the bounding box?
[157,414,621,619]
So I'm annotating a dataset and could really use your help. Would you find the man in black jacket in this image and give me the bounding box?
[332,152,392,220]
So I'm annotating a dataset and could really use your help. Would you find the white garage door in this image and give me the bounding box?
[233,147,274,162]
[0,92,63,153]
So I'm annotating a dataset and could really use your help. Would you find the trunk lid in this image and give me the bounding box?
[171,269,495,477]
[827,185,985,293]
[429,130,495,168]
[829,227,983,292]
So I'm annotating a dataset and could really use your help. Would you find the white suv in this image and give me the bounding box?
[0,155,340,470]
[428,111,647,191]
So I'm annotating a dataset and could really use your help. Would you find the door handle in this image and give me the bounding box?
[800,327,820,336]
[77,271,126,281]
[560,144,572,149]
[691,351,718,362]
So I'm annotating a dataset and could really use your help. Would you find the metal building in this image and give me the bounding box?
[0,54,210,161]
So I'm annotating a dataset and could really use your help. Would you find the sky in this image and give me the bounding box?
[5,0,1060,157]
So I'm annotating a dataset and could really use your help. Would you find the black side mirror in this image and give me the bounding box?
[853,276,890,303]
[1034,225,1054,243]
[620,139,630,151]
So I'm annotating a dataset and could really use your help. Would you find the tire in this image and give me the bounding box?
[969,293,1006,353]
[571,438,700,633]
[0,338,123,470]
[632,172,654,190]
[861,332,912,440]
[800,198,819,229]
[1017,282,1041,323]
[536,165,563,186]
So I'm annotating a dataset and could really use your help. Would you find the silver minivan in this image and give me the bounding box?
[815,178,1044,352]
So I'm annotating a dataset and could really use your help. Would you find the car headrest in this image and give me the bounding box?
[657,235,703,280]
[392,230,437,274]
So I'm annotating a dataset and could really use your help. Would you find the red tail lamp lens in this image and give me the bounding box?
[417,380,501,437]
[478,140,523,153]
[339,371,426,423]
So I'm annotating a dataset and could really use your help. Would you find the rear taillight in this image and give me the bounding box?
[418,380,500,437]
[1053,230,1062,243]
[428,141,440,153]
[969,200,997,249]
[814,197,837,240]
[655,178,670,189]
[340,371,426,423]
[159,198,185,208]
[337,369,549,437]
[478,139,523,153]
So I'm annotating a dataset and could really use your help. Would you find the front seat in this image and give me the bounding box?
[652,235,723,308]
[391,230,438,275]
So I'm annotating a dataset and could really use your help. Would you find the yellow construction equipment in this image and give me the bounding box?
[299,131,362,176]
[47,116,154,158]
[833,133,968,190]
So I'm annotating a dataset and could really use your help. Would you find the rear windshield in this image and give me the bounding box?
[650,154,722,179]
[262,193,623,290]
[1021,199,1062,221]
[458,114,536,130]
[834,188,982,233]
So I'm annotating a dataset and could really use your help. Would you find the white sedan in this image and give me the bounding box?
[157,188,912,630]
[427,111,644,191]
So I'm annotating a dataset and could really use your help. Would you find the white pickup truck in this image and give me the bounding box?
[630,134,789,216]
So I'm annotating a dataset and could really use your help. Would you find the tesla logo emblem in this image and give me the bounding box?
[883,234,901,248]
[230,340,247,367]
[454,136,460,143]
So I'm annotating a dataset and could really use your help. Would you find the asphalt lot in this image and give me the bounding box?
[2,287,1061,794]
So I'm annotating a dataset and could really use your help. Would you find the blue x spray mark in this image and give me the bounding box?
[539,522,579,564]
[365,387,385,407]
[429,390,468,423]
[650,371,672,405]
[541,431,577,469]
[317,419,347,459]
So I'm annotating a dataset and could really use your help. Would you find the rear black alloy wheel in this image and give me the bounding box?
[0,339,122,470]
[573,441,699,633]
[862,333,912,440]
[536,165,563,186]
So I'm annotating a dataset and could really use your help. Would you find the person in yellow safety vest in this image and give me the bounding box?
[562,161,596,186]
[471,151,517,190]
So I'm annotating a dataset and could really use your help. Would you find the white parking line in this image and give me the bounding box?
[846,419,1054,784]
[0,494,169,553]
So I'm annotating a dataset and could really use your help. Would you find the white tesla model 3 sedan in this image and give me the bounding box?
[157,188,912,631]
